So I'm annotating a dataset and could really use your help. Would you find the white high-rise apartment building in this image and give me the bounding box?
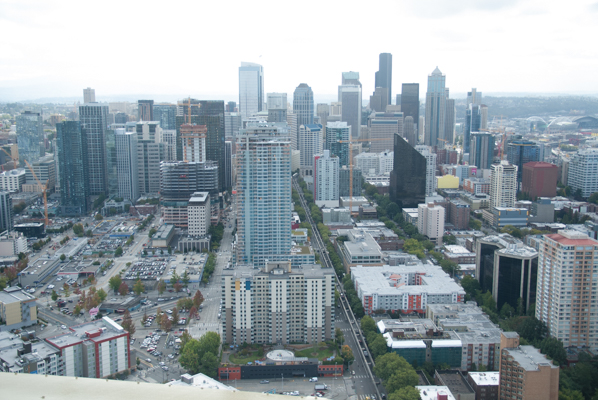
[415,145,437,196]
[236,122,291,267]
[417,202,445,245]
[299,124,322,177]
[490,161,518,208]
[222,261,335,345]
[314,150,339,201]
[115,129,139,202]
[536,230,598,352]
[238,62,264,118]
[379,150,394,173]
[181,124,206,163]
[188,192,210,237]
[568,148,598,198]
[354,152,380,175]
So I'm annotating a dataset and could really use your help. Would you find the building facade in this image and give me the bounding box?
[369,112,403,154]
[325,121,350,167]
[418,203,445,245]
[115,130,139,202]
[314,150,339,201]
[56,121,89,215]
[239,62,264,118]
[521,162,558,199]
[375,53,392,104]
[567,148,598,198]
[16,111,44,165]
[188,192,210,237]
[390,135,426,208]
[490,162,517,209]
[79,103,109,196]
[293,84,314,127]
[424,67,446,148]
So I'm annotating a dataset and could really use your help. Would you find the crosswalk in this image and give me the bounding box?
[355,394,377,400]
[352,375,369,380]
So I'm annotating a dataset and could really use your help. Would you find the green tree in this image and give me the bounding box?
[500,303,515,319]
[469,218,482,230]
[158,279,166,295]
[388,386,422,400]
[170,271,179,287]
[539,337,567,365]
[51,290,58,301]
[63,283,70,297]
[370,334,388,359]
[181,271,190,287]
[335,328,345,346]
[340,345,354,365]
[60,254,66,261]
[559,388,585,400]
[385,369,419,393]
[97,288,107,302]
[374,353,412,381]
[199,351,219,377]
[109,275,122,293]
[517,317,548,343]
[95,213,103,221]
[118,282,129,296]
[133,279,144,295]
[361,315,377,336]
[114,246,123,257]
[460,275,480,299]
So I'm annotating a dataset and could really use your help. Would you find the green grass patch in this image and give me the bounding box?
[294,346,334,360]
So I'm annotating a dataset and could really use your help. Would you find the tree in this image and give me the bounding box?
[469,218,482,230]
[133,279,145,295]
[500,303,515,319]
[109,275,122,293]
[340,345,354,365]
[60,254,66,261]
[559,388,585,400]
[73,304,81,315]
[142,311,148,325]
[158,279,166,295]
[63,283,70,297]
[181,271,190,287]
[199,351,219,378]
[370,335,388,359]
[118,282,129,296]
[335,328,345,346]
[95,213,103,221]
[517,317,548,343]
[193,290,204,309]
[174,282,183,293]
[385,369,419,393]
[388,387,422,400]
[189,306,198,320]
[51,290,58,301]
[121,310,136,335]
[460,275,480,299]
[172,307,179,325]
[539,337,567,365]
[160,313,172,331]
[114,246,123,257]
[97,288,107,302]
[361,315,377,336]
[374,353,413,381]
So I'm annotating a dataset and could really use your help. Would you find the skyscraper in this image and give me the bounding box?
[115,129,139,202]
[238,62,264,118]
[56,121,89,215]
[469,132,495,169]
[424,67,446,148]
[522,162,558,199]
[390,135,426,208]
[401,83,419,129]
[467,88,482,106]
[16,111,44,165]
[507,140,540,183]
[316,104,330,130]
[444,97,455,144]
[299,124,322,177]
[224,141,232,189]
[137,100,154,122]
[293,84,314,126]
[0,192,13,233]
[83,87,95,103]
[375,53,392,104]
[369,87,389,112]
[417,203,445,245]
[136,121,163,196]
[567,148,598,198]
[415,145,437,196]
[369,111,403,153]
[314,150,339,201]
[79,103,109,196]
[325,121,350,167]
[403,116,416,146]
[153,103,177,130]
[490,162,517,208]
[536,230,598,352]
[338,84,361,139]
[267,93,287,123]
[235,122,291,267]
[464,104,481,155]
[181,124,207,163]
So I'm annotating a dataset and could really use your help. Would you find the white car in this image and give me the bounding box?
[309,377,318,382]
[60,325,67,329]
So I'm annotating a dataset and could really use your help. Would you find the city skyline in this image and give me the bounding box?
[1,1,597,102]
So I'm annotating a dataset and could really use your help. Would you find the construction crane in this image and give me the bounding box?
[0,146,19,169]
[24,160,49,226]
[337,137,390,214]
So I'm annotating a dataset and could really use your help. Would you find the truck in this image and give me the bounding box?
[314,385,328,391]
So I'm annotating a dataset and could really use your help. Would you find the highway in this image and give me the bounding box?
[292,177,383,400]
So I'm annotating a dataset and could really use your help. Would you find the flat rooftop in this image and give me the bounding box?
[417,386,456,400]
[154,224,175,240]
[0,287,36,304]
[435,370,474,398]
[45,317,127,349]
[468,372,500,386]
[505,345,558,371]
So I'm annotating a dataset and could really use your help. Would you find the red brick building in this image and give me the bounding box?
[522,162,558,199]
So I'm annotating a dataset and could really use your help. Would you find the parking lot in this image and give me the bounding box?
[125,259,169,281]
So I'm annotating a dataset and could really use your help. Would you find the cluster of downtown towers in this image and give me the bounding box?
[56,53,453,266]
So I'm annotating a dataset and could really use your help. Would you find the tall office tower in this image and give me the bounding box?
[415,145,437,196]
[316,103,330,130]
[342,71,361,87]
[417,203,445,245]
[498,332,559,400]
[56,121,89,215]
[469,132,495,169]
[293,84,314,127]
[267,93,287,123]
[507,140,540,183]
[16,111,44,165]
[418,116,425,143]
[104,128,118,196]
[224,141,232,189]
[23,155,57,193]
[222,261,335,344]
[136,122,163,196]
[338,166,362,197]
[79,103,109,196]
[464,104,482,155]
[330,102,342,116]
[536,230,598,352]
[175,99,226,191]
[226,101,237,112]
[369,87,389,112]
[480,104,489,131]
[396,94,401,106]
[401,83,419,129]
[188,192,210,237]
[181,124,206,163]
[83,87,95,103]
[375,53,392,104]
[490,162,517,208]
[522,162,558,199]
[390,135,426,208]
[338,84,362,139]
[160,161,219,227]
[567,148,598,198]
[299,124,322,177]
[325,121,350,167]
[287,111,298,151]
[160,130,177,161]
[403,116,416,146]
[153,103,176,130]
[0,192,13,233]
[238,62,264,118]
[115,130,139,202]
[444,97,455,144]
[137,100,154,122]
[369,111,404,153]
[235,122,291,267]
[424,67,446,148]
[314,150,339,201]
[467,88,482,106]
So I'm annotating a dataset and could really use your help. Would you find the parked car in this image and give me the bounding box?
[260,380,269,384]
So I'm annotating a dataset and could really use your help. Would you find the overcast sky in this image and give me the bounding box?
[1,0,597,103]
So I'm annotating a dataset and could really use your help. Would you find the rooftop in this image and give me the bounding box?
[153,224,175,240]
[467,371,500,386]
[546,229,598,246]
[189,192,209,203]
[167,373,236,391]
[0,287,36,304]
[417,386,455,400]
[45,317,127,349]
[505,345,558,371]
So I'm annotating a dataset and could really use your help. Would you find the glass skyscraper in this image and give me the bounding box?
[401,83,419,128]
[424,67,446,148]
[235,122,291,267]
[238,62,264,118]
[153,104,177,130]
[507,140,540,183]
[390,134,426,208]
[375,53,392,104]
[56,121,89,215]
[325,121,350,167]
[293,83,314,127]
[79,103,109,195]
[16,111,44,165]
[464,104,481,154]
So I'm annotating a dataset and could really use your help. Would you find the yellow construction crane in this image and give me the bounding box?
[24,160,49,226]
[0,146,19,169]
